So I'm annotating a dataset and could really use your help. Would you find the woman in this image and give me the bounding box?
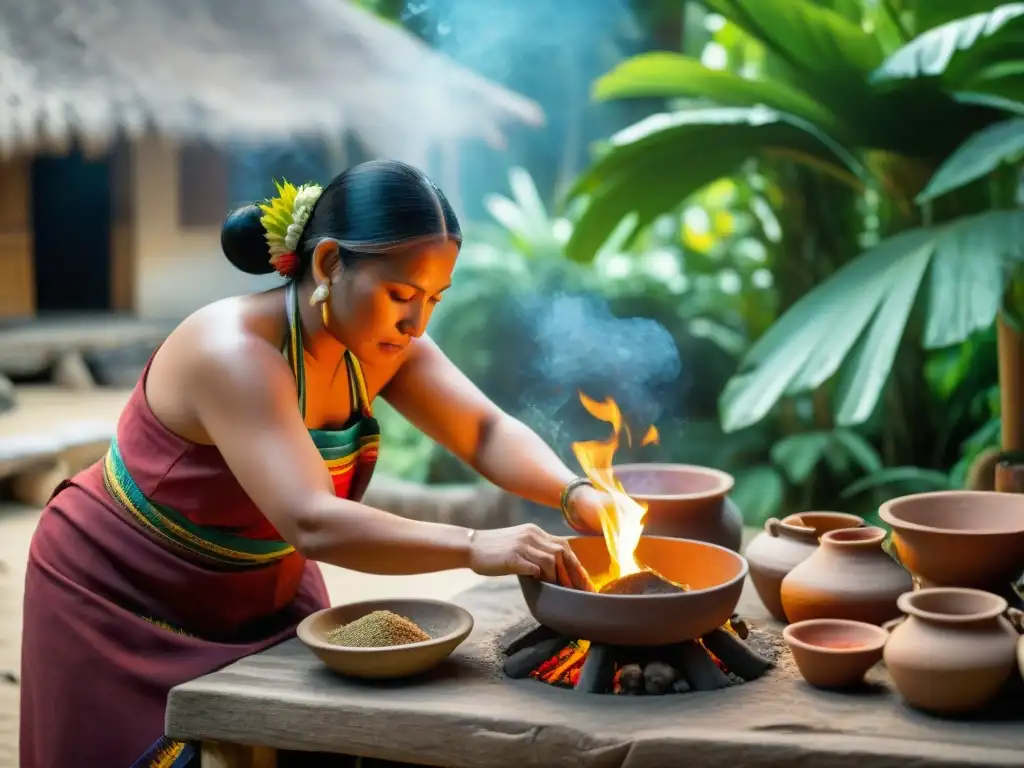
[19,160,609,768]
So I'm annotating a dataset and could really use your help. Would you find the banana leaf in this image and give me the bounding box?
[719,210,1024,431]
[565,106,864,262]
[593,52,844,138]
[871,3,1024,83]
[699,0,883,111]
[916,117,1024,202]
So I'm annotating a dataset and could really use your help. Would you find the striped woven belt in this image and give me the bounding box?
[102,437,294,567]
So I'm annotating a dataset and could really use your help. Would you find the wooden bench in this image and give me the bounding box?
[0,421,114,505]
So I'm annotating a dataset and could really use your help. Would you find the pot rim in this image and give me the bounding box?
[819,526,887,548]
[896,587,1009,625]
[612,462,735,500]
[879,490,1024,536]
[782,618,888,655]
[534,535,749,600]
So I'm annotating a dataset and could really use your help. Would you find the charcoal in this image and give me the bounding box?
[701,628,772,680]
[668,642,731,691]
[503,636,569,679]
[643,661,678,695]
[728,614,750,640]
[672,676,691,693]
[599,569,685,595]
[575,644,618,694]
[501,623,559,656]
[617,663,644,694]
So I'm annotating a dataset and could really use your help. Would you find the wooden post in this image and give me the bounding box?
[0,155,36,318]
[200,742,278,768]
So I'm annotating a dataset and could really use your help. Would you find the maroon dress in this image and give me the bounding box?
[20,283,380,767]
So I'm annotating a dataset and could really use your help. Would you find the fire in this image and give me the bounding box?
[570,393,659,587]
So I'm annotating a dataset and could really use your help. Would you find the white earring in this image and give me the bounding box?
[309,281,330,306]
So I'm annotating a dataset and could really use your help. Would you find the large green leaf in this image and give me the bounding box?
[565,106,863,262]
[730,465,786,525]
[592,53,843,137]
[921,210,1024,348]
[719,210,1024,431]
[699,0,883,108]
[954,91,1024,115]
[871,4,1024,83]
[833,243,933,425]
[917,118,1024,202]
[840,466,953,498]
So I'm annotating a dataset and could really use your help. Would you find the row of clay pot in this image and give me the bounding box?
[746,512,1023,714]
[784,588,1023,714]
[745,512,911,626]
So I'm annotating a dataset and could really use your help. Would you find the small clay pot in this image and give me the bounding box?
[884,588,1019,715]
[783,618,887,689]
[1018,635,1024,684]
[614,463,743,552]
[745,512,865,621]
[780,526,912,626]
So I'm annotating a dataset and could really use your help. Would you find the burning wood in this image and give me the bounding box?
[597,568,687,595]
[501,620,775,695]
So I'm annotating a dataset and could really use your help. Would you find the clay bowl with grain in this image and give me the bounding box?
[783,619,888,689]
[297,598,474,679]
[879,491,1024,588]
[519,535,748,646]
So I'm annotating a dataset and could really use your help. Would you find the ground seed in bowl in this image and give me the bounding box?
[326,610,432,648]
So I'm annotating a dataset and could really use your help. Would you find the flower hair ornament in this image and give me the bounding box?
[258,179,323,278]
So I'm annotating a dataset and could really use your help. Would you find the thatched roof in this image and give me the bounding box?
[0,0,544,158]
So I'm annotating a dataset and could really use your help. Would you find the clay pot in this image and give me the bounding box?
[1018,635,1024,684]
[878,490,1024,589]
[783,619,887,689]
[780,526,912,625]
[614,463,742,552]
[745,512,865,621]
[884,588,1019,715]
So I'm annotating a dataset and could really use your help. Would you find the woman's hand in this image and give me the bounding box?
[564,484,613,535]
[468,524,593,590]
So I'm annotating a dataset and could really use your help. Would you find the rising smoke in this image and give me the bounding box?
[516,291,683,456]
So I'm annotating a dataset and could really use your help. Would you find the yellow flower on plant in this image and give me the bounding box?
[713,210,735,237]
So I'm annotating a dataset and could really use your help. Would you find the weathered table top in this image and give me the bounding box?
[167,577,1024,768]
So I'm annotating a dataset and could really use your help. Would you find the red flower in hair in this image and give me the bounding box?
[270,251,299,278]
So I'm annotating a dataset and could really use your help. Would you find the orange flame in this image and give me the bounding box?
[571,393,659,586]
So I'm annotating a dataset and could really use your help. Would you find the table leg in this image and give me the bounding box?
[200,742,278,768]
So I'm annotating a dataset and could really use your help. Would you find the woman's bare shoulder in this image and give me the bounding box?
[145,291,297,441]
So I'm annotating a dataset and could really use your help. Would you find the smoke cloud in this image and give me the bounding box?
[515,292,682,455]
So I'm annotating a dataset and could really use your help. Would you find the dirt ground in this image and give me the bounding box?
[0,388,484,767]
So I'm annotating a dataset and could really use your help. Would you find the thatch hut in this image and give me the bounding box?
[0,0,543,320]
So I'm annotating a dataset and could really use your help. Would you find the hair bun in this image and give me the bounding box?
[221,204,275,275]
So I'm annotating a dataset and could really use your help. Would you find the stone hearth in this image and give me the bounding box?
[168,578,1024,768]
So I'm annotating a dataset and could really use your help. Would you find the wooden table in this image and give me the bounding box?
[167,578,1024,768]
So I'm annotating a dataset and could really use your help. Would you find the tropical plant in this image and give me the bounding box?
[565,1,1024,449]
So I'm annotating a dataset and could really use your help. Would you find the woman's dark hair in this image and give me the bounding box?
[221,159,462,279]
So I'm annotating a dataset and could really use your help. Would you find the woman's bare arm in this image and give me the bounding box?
[382,335,581,509]
[186,336,476,574]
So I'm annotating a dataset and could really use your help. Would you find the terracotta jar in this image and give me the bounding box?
[745,512,865,621]
[614,463,743,552]
[780,526,912,625]
[1018,635,1024,684]
[884,588,1019,714]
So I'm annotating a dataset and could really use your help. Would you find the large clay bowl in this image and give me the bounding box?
[614,463,743,551]
[518,535,748,646]
[879,491,1024,588]
[297,598,474,679]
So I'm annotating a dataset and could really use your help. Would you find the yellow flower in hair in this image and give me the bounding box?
[258,180,323,274]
